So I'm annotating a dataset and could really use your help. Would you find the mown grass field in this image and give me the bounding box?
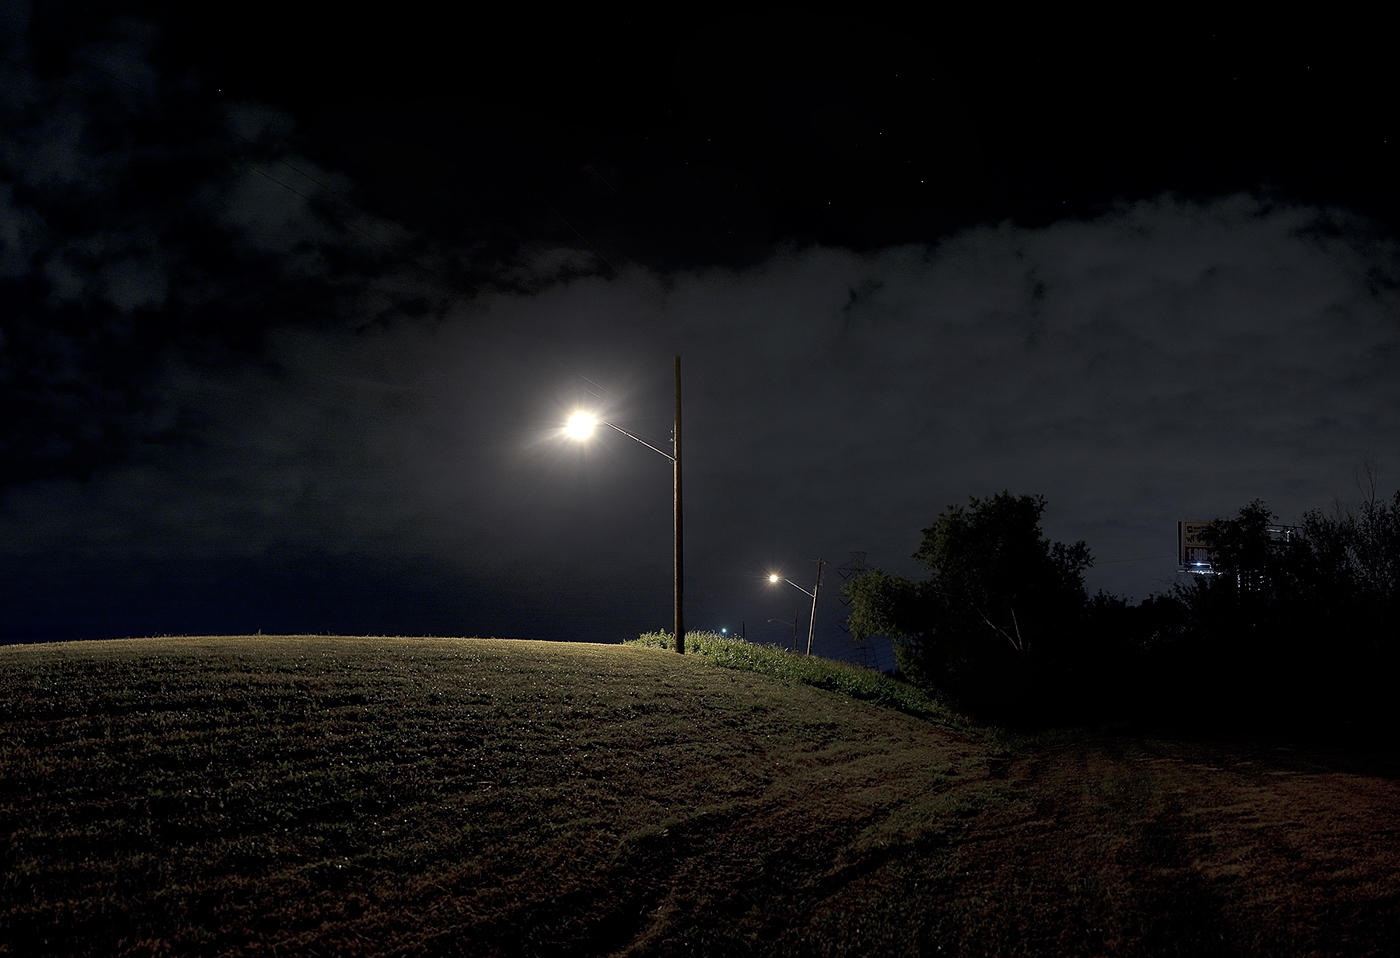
[2,635,1398,956]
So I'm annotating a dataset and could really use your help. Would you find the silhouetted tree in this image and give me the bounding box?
[1300,483,1400,653]
[845,491,1092,719]
[1295,483,1400,708]
[1199,499,1279,593]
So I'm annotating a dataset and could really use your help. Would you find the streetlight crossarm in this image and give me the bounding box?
[602,420,676,462]
[771,576,814,598]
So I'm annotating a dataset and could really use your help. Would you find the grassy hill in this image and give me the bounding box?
[2,635,1398,956]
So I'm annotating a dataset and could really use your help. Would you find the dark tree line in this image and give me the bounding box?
[1144,492,1400,737]
[845,489,1400,740]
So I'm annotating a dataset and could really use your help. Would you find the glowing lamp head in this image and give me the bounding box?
[565,411,598,440]
[768,574,780,583]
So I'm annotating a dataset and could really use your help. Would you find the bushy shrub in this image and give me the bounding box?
[1160,496,1400,737]
[844,492,1092,724]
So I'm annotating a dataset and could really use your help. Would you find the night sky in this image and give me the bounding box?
[3,6,1398,663]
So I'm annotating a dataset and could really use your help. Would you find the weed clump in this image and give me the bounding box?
[626,631,963,725]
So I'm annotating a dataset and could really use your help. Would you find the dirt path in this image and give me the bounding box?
[912,737,1400,957]
[607,734,1400,957]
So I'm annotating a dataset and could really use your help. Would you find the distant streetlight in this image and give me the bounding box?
[767,612,799,652]
[564,357,685,654]
[767,559,825,655]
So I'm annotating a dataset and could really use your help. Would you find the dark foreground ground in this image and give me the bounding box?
[2,636,1398,956]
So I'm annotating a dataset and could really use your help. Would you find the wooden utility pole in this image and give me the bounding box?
[673,356,684,655]
[805,558,826,656]
[766,613,798,651]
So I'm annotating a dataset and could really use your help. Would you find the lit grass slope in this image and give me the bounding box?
[4,634,1399,957]
[0,635,982,957]
[626,631,961,725]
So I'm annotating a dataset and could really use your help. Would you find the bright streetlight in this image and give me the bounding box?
[767,559,825,656]
[564,412,597,440]
[563,357,686,654]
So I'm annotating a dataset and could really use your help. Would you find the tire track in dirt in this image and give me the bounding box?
[595,726,1400,957]
[602,728,997,957]
[1133,739,1400,955]
[928,737,1400,957]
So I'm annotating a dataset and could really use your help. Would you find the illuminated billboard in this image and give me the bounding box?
[1178,520,1215,572]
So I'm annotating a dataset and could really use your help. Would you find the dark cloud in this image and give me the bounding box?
[0,14,439,483]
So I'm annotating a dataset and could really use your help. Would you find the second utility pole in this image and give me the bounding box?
[805,558,825,656]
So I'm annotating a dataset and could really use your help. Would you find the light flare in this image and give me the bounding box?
[565,411,598,440]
